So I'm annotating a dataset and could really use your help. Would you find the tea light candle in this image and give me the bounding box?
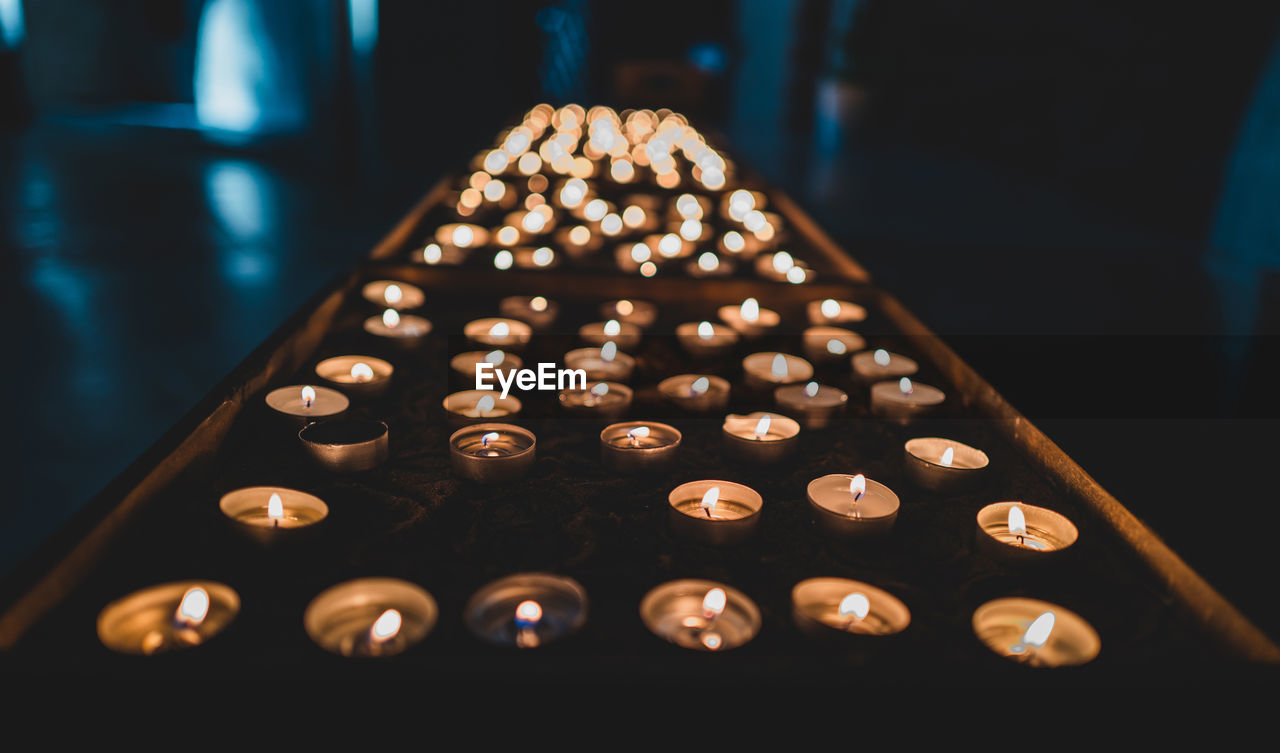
[852,349,917,382]
[299,418,389,472]
[754,251,812,283]
[464,317,533,350]
[499,295,559,330]
[807,298,868,326]
[449,423,536,483]
[599,299,657,329]
[219,486,328,532]
[600,421,681,473]
[807,473,899,539]
[564,342,635,382]
[553,225,602,257]
[443,390,523,425]
[616,241,658,274]
[451,349,523,382]
[676,321,739,358]
[417,241,466,266]
[687,251,734,278]
[579,319,643,351]
[972,598,1100,667]
[903,437,989,493]
[718,297,779,338]
[464,573,588,649]
[645,232,694,260]
[722,412,800,463]
[304,577,438,658]
[435,222,490,249]
[97,581,239,655]
[264,384,348,427]
[315,355,393,399]
[668,480,763,546]
[774,381,848,429]
[870,377,945,421]
[976,502,1079,563]
[802,326,866,363]
[559,381,633,421]
[721,189,766,222]
[658,374,731,412]
[742,351,813,389]
[361,280,425,310]
[514,245,560,270]
[640,580,761,651]
[670,192,712,222]
[791,578,911,639]
[364,308,433,342]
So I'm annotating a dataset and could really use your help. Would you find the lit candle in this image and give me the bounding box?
[668,480,763,546]
[722,412,801,463]
[658,374,731,412]
[975,502,1079,563]
[640,579,761,652]
[741,351,813,389]
[599,299,658,329]
[219,486,329,536]
[600,421,682,473]
[463,573,588,649]
[563,341,636,382]
[499,295,559,330]
[806,473,900,539]
[579,318,643,351]
[687,250,733,278]
[464,317,533,350]
[802,326,866,363]
[513,245,559,269]
[264,384,348,427]
[773,381,849,429]
[298,418,389,472]
[791,578,911,639]
[361,280,425,310]
[851,348,917,382]
[676,320,740,358]
[304,577,438,658]
[903,437,989,492]
[97,581,240,655]
[442,389,523,426]
[448,423,536,483]
[870,377,946,422]
[434,223,489,249]
[450,349,523,383]
[807,298,868,326]
[314,355,394,399]
[718,297,780,338]
[558,380,634,421]
[754,251,812,283]
[364,307,433,342]
[972,598,1100,667]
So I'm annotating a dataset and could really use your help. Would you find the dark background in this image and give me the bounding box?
[3,0,1279,644]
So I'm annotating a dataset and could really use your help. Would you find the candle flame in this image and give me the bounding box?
[740,298,760,322]
[826,339,847,355]
[899,377,914,395]
[820,299,841,318]
[301,385,316,408]
[616,300,634,316]
[700,486,720,514]
[484,350,505,366]
[370,609,402,643]
[697,252,719,272]
[382,309,400,328]
[176,587,210,627]
[940,447,955,467]
[481,431,500,447]
[873,349,890,367]
[267,493,284,520]
[600,341,618,362]
[676,193,700,219]
[383,284,403,305]
[515,600,543,627]
[850,474,866,500]
[423,243,442,264]
[494,249,514,270]
[453,225,475,247]
[658,233,682,257]
[697,321,715,339]
[772,251,794,274]
[530,296,548,312]
[590,382,610,398]
[603,319,622,337]
[628,426,651,445]
[351,362,374,382]
[771,353,788,379]
[476,394,496,415]
[681,219,702,241]
[1023,611,1056,648]
[839,593,871,620]
[804,381,819,397]
[630,243,651,263]
[702,587,727,619]
[691,377,710,395]
[532,247,554,266]
[754,414,773,438]
[1008,505,1027,536]
[490,322,510,338]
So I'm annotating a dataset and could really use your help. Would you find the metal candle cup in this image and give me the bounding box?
[972,598,1100,667]
[97,581,240,655]
[851,350,917,383]
[807,473,900,540]
[579,320,643,351]
[315,355,393,399]
[975,502,1078,564]
[299,419,389,472]
[802,326,866,363]
[640,579,761,651]
[668,479,763,546]
[464,573,588,649]
[774,383,848,429]
[434,222,490,249]
[722,412,800,463]
[443,389,523,427]
[659,374,731,412]
[464,317,533,350]
[599,299,658,329]
[903,437,989,493]
[304,577,438,658]
[676,321,739,359]
[218,486,328,537]
[807,298,868,326]
[363,310,432,345]
[718,302,780,338]
[559,381,633,421]
[563,346,635,382]
[361,280,425,310]
[870,379,945,422]
[600,421,681,473]
[450,350,523,383]
[449,423,536,483]
[264,385,349,429]
[742,352,813,390]
[499,295,559,330]
[791,578,911,640]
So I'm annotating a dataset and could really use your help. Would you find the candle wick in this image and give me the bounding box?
[1016,534,1024,547]
[273,518,279,528]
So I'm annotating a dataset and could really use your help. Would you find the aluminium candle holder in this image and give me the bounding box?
[975,502,1078,565]
[449,423,536,484]
[559,381,633,421]
[667,480,762,546]
[658,374,731,413]
[640,579,761,652]
[600,421,681,473]
[304,577,438,658]
[791,577,911,641]
[807,474,900,540]
[721,412,800,464]
[903,437,989,493]
[218,486,328,547]
[314,355,394,399]
[97,581,240,655]
[464,573,588,649]
[264,385,349,430]
[298,419,389,472]
[773,383,848,429]
[972,597,1100,668]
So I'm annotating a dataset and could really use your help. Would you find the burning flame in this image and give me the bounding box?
[383,284,402,305]
[600,341,618,362]
[530,296,548,312]
[821,299,841,318]
[630,243,651,263]
[940,447,955,467]
[771,353,788,379]
[658,233,682,257]
[697,252,719,272]
[899,377,914,395]
[850,474,866,500]
[476,395,496,415]
[804,381,819,398]
[299,385,317,408]
[754,414,772,438]
[351,362,374,382]
[740,298,760,322]
[702,587,727,620]
[382,309,400,328]
[603,319,621,337]
[176,587,210,627]
[590,382,610,398]
[873,349,890,367]
[691,377,710,395]
[569,225,591,245]
[839,593,870,620]
[616,300,634,316]
[628,425,651,445]
[1008,505,1027,536]
[700,486,720,515]
[532,247,554,266]
[1023,611,1055,648]
[697,321,715,339]
[481,431,500,447]
[453,225,475,247]
[267,493,284,520]
[423,244,442,264]
[723,231,745,252]
[787,267,806,284]
[490,322,511,338]
[370,609,402,643]
[515,600,543,627]
[827,339,847,355]
[772,251,794,274]
[494,249,514,270]
[484,350,505,366]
